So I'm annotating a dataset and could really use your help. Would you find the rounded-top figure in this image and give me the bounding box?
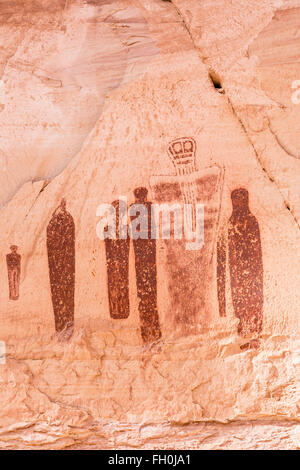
[217,188,263,341]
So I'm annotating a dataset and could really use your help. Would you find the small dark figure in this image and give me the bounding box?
[217,188,263,340]
[47,199,75,340]
[6,245,21,300]
[131,187,161,344]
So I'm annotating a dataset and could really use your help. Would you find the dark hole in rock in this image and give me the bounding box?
[209,71,222,89]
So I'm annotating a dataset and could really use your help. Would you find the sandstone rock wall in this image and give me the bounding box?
[0,0,299,449]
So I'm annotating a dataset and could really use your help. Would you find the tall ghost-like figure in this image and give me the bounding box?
[217,188,263,339]
[6,245,21,300]
[131,187,161,344]
[151,137,224,336]
[47,199,75,340]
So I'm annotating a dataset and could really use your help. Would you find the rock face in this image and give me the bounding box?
[0,0,299,450]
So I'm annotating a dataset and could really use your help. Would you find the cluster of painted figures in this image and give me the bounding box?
[6,138,264,348]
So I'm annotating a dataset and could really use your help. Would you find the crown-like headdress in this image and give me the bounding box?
[167,137,197,175]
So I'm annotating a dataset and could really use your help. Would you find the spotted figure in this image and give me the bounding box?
[105,200,130,319]
[47,199,75,340]
[131,187,161,344]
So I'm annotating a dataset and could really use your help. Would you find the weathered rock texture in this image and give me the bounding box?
[0,0,299,450]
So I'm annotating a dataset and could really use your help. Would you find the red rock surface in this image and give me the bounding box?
[0,0,299,450]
